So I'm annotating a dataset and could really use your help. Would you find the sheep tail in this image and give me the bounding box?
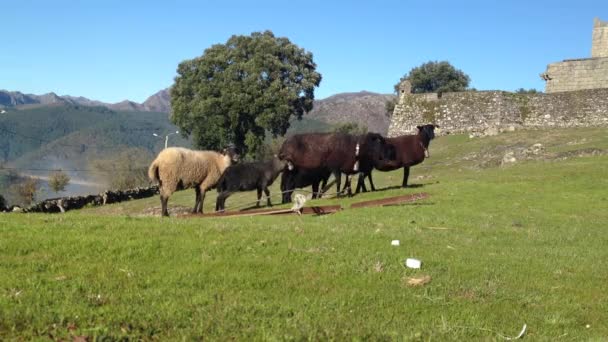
[148,160,161,185]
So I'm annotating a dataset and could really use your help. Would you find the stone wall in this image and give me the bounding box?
[2,186,159,213]
[388,88,608,137]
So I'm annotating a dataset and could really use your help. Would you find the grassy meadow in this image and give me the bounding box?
[1,127,607,340]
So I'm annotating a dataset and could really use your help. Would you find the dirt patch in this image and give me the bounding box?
[140,205,193,217]
[554,148,606,160]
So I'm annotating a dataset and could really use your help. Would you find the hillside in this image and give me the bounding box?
[307,91,396,134]
[0,104,187,165]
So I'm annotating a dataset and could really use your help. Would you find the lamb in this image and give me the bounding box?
[356,124,438,192]
[148,146,238,216]
[280,167,332,204]
[278,132,394,196]
[215,156,287,211]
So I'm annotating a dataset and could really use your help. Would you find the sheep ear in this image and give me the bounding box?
[416,125,423,130]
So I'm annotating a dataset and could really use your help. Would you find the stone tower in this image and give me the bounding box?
[541,17,608,93]
[592,17,608,58]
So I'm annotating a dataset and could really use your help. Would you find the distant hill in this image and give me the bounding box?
[0,104,188,168]
[1,89,395,133]
[133,89,395,134]
[143,89,171,113]
[0,89,169,113]
[306,91,396,134]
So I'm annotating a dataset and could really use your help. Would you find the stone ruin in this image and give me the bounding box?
[389,18,608,137]
[541,17,608,93]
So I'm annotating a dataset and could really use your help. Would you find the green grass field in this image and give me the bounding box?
[1,127,607,340]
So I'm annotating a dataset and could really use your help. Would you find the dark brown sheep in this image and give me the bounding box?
[278,132,393,196]
[356,124,438,192]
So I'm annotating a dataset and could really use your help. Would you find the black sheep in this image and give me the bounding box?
[280,167,332,204]
[215,156,286,211]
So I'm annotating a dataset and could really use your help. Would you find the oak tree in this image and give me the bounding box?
[171,31,322,157]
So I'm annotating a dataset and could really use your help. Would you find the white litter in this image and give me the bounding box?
[405,258,421,269]
[391,240,400,246]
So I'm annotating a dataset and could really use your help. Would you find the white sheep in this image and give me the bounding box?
[148,146,238,216]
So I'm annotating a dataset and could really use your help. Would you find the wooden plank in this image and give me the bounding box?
[350,193,429,209]
[184,204,342,218]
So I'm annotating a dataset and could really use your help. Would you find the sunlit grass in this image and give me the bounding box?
[1,127,607,340]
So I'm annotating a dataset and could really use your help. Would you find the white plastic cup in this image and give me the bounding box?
[405,258,421,269]
[391,240,400,246]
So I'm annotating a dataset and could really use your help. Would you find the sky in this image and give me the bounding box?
[2,0,607,103]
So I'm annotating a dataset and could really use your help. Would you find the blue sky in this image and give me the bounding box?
[2,0,607,103]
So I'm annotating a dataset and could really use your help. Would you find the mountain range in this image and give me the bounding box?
[0,89,394,134]
[0,89,170,113]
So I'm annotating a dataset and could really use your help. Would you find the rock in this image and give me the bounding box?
[484,126,499,136]
[502,151,517,165]
[529,143,545,155]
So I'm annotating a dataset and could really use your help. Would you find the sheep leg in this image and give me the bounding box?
[402,167,411,187]
[216,191,230,212]
[318,178,328,198]
[355,173,367,194]
[264,187,272,207]
[193,187,201,213]
[283,189,292,204]
[336,173,343,197]
[345,174,353,197]
[367,172,376,191]
[160,195,169,217]
[311,181,319,199]
[256,188,262,207]
[198,190,206,214]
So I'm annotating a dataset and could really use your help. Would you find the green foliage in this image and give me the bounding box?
[332,122,368,135]
[89,147,154,190]
[515,88,540,94]
[396,61,470,94]
[384,98,398,117]
[254,136,286,162]
[286,117,333,134]
[170,30,322,158]
[11,177,39,205]
[48,170,70,193]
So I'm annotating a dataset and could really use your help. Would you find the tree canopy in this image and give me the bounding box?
[395,61,470,94]
[48,170,70,193]
[170,31,322,157]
